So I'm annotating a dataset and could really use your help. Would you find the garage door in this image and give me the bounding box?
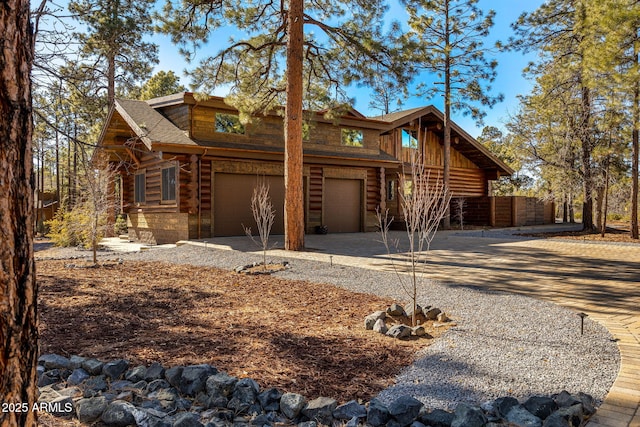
[214,174,285,237]
[324,178,361,233]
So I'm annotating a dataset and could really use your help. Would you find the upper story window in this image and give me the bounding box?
[215,113,245,134]
[402,129,418,148]
[161,166,177,202]
[134,170,146,204]
[341,128,363,147]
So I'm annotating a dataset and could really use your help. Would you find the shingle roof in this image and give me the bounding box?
[370,107,425,123]
[114,99,195,148]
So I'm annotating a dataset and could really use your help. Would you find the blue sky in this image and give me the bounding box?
[152,0,546,138]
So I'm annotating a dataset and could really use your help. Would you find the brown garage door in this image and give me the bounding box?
[324,178,361,233]
[214,174,285,237]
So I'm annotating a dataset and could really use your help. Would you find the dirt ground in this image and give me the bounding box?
[519,222,640,244]
[37,258,446,404]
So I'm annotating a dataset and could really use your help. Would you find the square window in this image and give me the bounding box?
[215,113,245,134]
[134,172,145,204]
[341,128,363,147]
[402,129,418,148]
[161,166,176,202]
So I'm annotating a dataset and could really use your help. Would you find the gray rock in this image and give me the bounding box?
[437,312,450,322]
[412,325,427,336]
[387,303,407,317]
[576,392,596,416]
[180,364,217,396]
[553,404,585,427]
[39,354,72,370]
[542,413,571,427]
[165,366,185,388]
[125,365,147,382]
[131,380,148,390]
[524,396,558,420]
[388,395,423,427]
[110,380,133,392]
[405,304,423,318]
[333,400,367,420]
[67,368,90,386]
[345,416,360,427]
[132,407,172,427]
[69,355,87,369]
[146,362,166,381]
[373,318,388,334]
[101,400,136,426]
[103,359,129,380]
[81,358,104,376]
[424,307,442,320]
[386,324,412,339]
[75,396,108,423]
[258,388,282,412]
[209,396,229,409]
[173,411,204,427]
[38,370,60,387]
[206,372,237,398]
[251,413,274,426]
[554,391,581,408]
[280,393,306,419]
[505,405,542,427]
[297,422,317,427]
[148,379,171,393]
[419,408,454,427]
[301,397,337,425]
[410,422,426,427]
[228,378,260,413]
[365,311,387,330]
[367,398,390,427]
[451,404,487,427]
[83,375,108,396]
[494,396,520,418]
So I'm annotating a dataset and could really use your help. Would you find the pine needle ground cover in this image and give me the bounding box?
[37,259,446,403]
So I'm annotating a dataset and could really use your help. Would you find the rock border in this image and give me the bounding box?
[37,353,596,427]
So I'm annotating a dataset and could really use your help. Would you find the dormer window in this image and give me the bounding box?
[341,128,363,147]
[215,113,245,134]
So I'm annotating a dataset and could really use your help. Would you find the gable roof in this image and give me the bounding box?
[112,99,195,148]
[372,106,514,176]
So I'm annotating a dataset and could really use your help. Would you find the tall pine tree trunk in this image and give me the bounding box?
[442,3,451,229]
[284,0,305,250]
[0,0,39,423]
[580,83,595,231]
[631,60,639,239]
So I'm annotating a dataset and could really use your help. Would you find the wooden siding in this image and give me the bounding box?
[159,104,190,132]
[307,166,323,232]
[190,104,380,156]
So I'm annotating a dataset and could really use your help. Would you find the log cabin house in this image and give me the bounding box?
[98,92,528,244]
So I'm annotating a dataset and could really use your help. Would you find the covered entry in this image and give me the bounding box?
[213,174,285,236]
[324,178,362,233]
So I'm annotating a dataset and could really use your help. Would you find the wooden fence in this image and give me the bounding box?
[458,196,555,227]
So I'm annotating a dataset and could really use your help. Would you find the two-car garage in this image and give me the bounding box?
[212,173,362,236]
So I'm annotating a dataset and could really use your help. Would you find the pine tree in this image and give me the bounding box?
[584,0,640,238]
[510,0,598,231]
[136,70,187,100]
[158,0,398,250]
[0,0,38,423]
[69,0,158,107]
[401,0,502,228]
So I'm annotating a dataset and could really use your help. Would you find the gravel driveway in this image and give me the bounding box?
[115,242,619,411]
